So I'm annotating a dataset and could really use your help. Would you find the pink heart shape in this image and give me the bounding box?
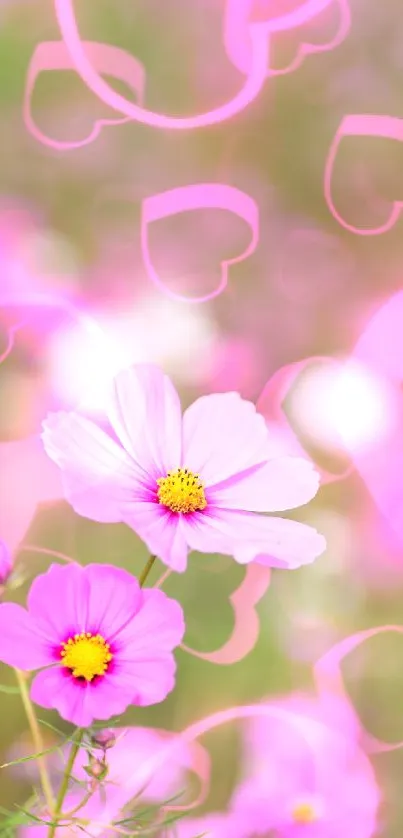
[24,40,144,150]
[224,0,350,78]
[325,114,403,235]
[53,0,269,130]
[180,563,271,665]
[141,184,259,303]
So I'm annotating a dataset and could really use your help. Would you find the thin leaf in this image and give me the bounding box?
[1,743,61,769]
[0,683,20,694]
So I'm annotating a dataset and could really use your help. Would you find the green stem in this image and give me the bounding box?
[138,555,156,588]
[47,729,83,838]
[15,669,55,815]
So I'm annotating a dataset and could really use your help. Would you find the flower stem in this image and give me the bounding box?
[14,669,55,814]
[47,728,84,838]
[138,554,156,587]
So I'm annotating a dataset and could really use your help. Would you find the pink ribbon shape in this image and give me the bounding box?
[24,40,145,150]
[224,0,350,78]
[181,563,271,665]
[53,0,269,130]
[325,114,403,235]
[131,702,357,799]
[315,625,403,753]
[141,183,259,303]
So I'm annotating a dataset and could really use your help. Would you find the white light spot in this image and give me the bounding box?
[287,359,398,455]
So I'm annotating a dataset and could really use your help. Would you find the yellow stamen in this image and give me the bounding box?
[292,802,317,824]
[156,467,207,514]
[60,632,112,681]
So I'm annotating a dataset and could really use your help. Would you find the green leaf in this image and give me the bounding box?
[1,744,60,769]
[0,683,20,694]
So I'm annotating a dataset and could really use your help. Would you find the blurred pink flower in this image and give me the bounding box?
[42,364,325,572]
[0,435,62,554]
[0,562,184,726]
[230,693,380,838]
[174,812,242,838]
[0,539,12,585]
[21,725,196,837]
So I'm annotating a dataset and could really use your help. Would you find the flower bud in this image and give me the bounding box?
[85,754,108,781]
[90,729,116,751]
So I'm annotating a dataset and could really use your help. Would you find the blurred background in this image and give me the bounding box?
[2,1,403,835]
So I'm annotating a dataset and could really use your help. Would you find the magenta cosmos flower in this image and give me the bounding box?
[0,562,184,726]
[42,365,325,572]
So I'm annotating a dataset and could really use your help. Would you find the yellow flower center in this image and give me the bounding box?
[60,633,112,681]
[156,467,207,514]
[292,802,317,824]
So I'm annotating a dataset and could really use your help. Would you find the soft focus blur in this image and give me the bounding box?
[2,1,403,835]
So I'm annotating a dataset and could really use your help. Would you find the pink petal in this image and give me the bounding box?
[84,564,142,639]
[175,814,235,838]
[182,393,270,486]
[209,457,320,512]
[76,671,140,722]
[42,411,140,522]
[0,603,53,669]
[114,656,177,706]
[30,667,99,727]
[107,727,193,802]
[123,502,189,572]
[27,563,89,641]
[183,509,326,568]
[0,539,12,583]
[115,588,185,653]
[108,364,182,478]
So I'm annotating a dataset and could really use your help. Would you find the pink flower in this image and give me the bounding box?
[0,539,12,585]
[230,694,380,838]
[42,364,325,572]
[0,562,184,726]
[20,725,196,837]
[174,813,242,838]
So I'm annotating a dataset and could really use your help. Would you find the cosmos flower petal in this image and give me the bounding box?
[108,364,182,477]
[83,564,142,638]
[77,672,142,724]
[0,603,53,669]
[175,814,238,838]
[106,727,195,802]
[42,411,139,522]
[208,457,320,512]
[123,503,189,572]
[0,540,12,584]
[27,563,90,641]
[30,667,96,727]
[115,588,185,653]
[182,392,270,486]
[183,509,326,568]
[115,656,177,706]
